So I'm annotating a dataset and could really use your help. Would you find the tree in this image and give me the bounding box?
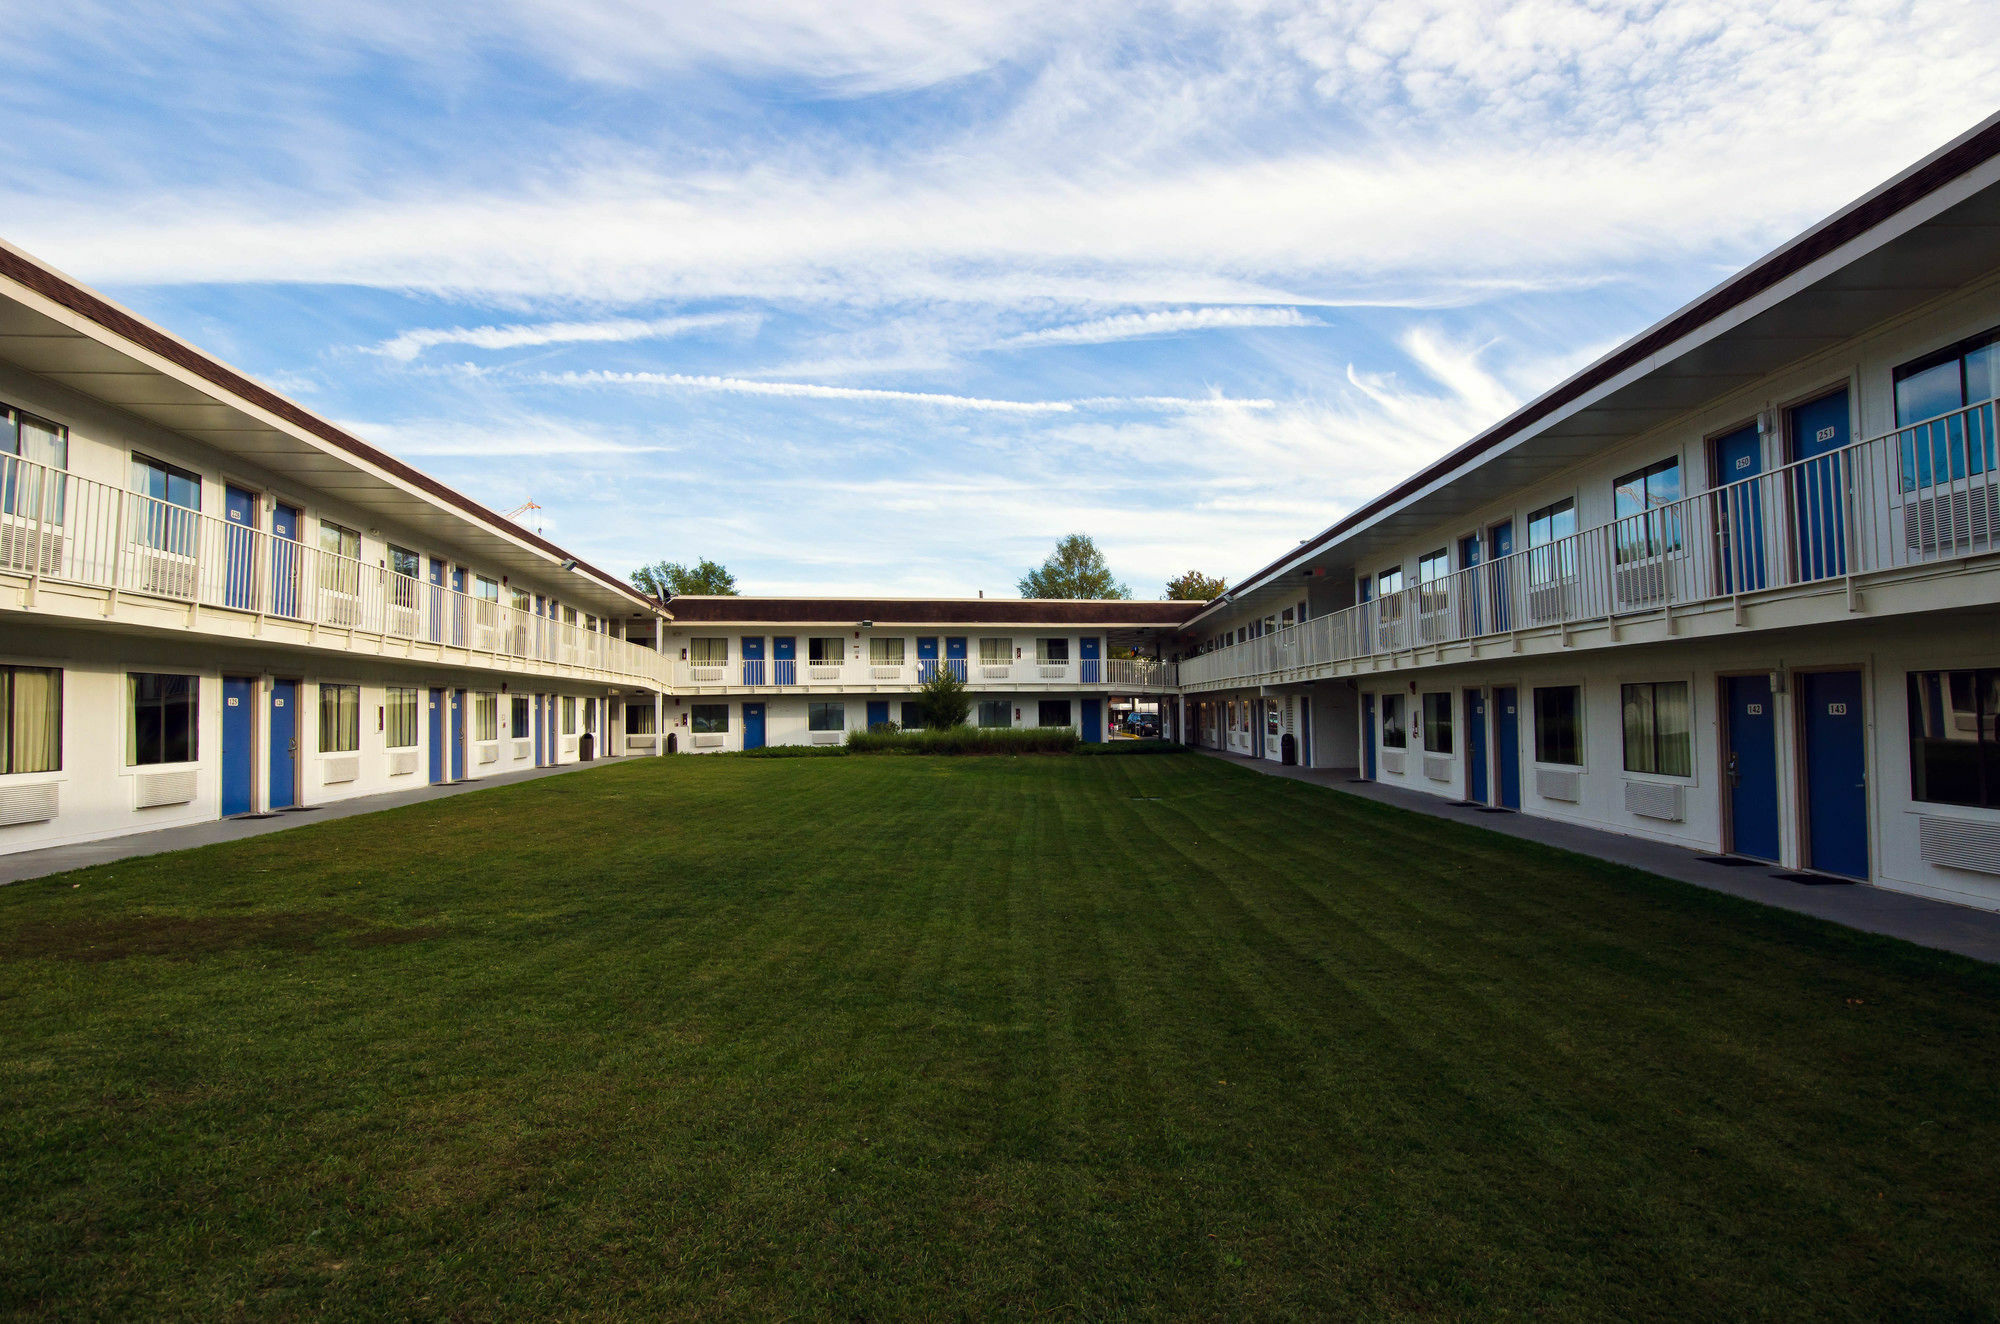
[1164,569,1225,601]
[918,665,971,730]
[630,558,737,598]
[1017,534,1130,600]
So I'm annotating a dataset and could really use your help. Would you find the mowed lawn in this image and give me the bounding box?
[5,755,2000,1321]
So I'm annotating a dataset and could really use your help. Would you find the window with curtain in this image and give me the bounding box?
[1622,681,1691,776]
[319,683,360,753]
[1380,693,1406,749]
[1528,498,1578,584]
[131,455,201,554]
[980,637,1011,664]
[1534,686,1582,765]
[475,693,498,742]
[869,637,906,666]
[562,696,577,735]
[511,696,529,738]
[689,637,729,666]
[978,700,1010,728]
[1422,692,1453,753]
[319,520,360,601]
[385,687,419,748]
[1908,669,2000,808]
[808,636,845,664]
[0,666,61,774]
[2,406,69,523]
[1612,458,1684,561]
[624,703,655,735]
[128,673,196,765]
[808,702,844,732]
[1038,700,1072,727]
[694,704,731,734]
[1037,638,1070,664]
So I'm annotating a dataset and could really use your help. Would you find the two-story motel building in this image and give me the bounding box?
[1176,112,2000,913]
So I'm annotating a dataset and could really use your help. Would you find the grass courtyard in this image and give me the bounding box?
[4,753,2000,1320]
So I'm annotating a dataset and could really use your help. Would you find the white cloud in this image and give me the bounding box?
[1000,306,1321,347]
[537,370,1275,414]
[367,312,755,361]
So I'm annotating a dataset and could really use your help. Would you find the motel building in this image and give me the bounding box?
[657,597,1192,751]
[1174,114,2000,914]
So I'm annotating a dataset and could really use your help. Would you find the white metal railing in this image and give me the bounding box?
[674,655,1173,689]
[0,452,668,687]
[1181,399,2000,690]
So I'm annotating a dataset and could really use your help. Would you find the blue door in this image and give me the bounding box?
[945,636,967,681]
[427,558,446,642]
[1789,389,1851,581]
[773,636,797,686]
[271,503,301,618]
[1466,688,1489,804]
[429,688,447,783]
[1458,533,1482,634]
[1081,699,1102,743]
[1079,636,1101,684]
[1800,670,1868,878]
[1488,521,1514,631]
[1362,694,1376,778]
[268,679,298,809]
[867,700,889,729]
[742,702,766,750]
[224,486,257,610]
[1712,423,1767,592]
[449,567,466,645]
[1723,674,1780,862]
[917,636,939,682]
[222,676,256,815]
[1494,686,1521,810]
[742,636,765,686]
[451,689,466,779]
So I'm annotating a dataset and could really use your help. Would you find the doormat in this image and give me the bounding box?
[231,813,281,820]
[1345,778,1372,784]
[1770,870,1856,885]
[1475,806,1514,814]
[280,806,324,813]
[1694,855,1764,867]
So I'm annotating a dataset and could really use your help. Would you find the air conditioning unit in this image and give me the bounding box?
[1918,815,2000,877]
[0,525,64,576]
[133,549,197,600]
[1903,488,1998,556]
[1535,767,1581,802]
[1526,580,1574,626]
[323,755,360,784]
[1613,560,1668,610]
[1623,779,1684,822]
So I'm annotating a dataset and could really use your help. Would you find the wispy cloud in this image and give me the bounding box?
[1001,307,1320,348]
[367,312,755,361]
[538,370,1275,414]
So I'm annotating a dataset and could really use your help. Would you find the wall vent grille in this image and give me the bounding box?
[1918,815,2000,877]
[0,781,59,826]
[626,735,656,752]
[479,745,499,765]
[1423,754,1453,782]
[1623,778,1685,822]
[389,750,418,777]
[809,731,843,746]
[1381,750,1406,776]
[136,769,196,809]
[511,740,531,760]
[1536,768,1581,802]
[693,733,725,748]
[322,755,360,785]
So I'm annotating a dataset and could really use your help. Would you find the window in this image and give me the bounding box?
[1377,566,1403,596]
[979,637,1011,664]
[475,576,499,601]
[563,606,577,628]
[808,636,845,665]
[509,587,531,613]
[689,637,729,666]
[1612,458,1683,561]
[319,683,360,753]
[1422,692,1453,753]
[693,704,730,734]
[128,673,196,765]
[1266,700,1281,738]
[1908,669,2000,808]
[1527,498,1577,584]
[978,700,1011,728]
[319,520,361,600]
[1895,329,2000,487]
[385,687,419,748]
[1533,686,1582,765]
[870,637,906,666]
[807,702,842,733]
[1038,700,1072,728]
[900,701,924,730]
[1418,548,1449,584]
[1280,607,1295,628]
[1622,681,1691,777]
[584,699,597,734]
[389,544,420,581]
[511,696,530,738]
[1380,693,1406,748]
[1226,700,1238,732]
[0,666,60,774]
[319,519,359,562]
[625,703,655,735]
[1037,638,1070,664]
[562,695,577,735]
[131,454,201,553]
[2,405,68,523]
[475,693,498,742]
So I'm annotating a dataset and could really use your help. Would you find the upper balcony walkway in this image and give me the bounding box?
[675,655,1175,693]
[0,452,669,690]
[1181,400,2000,692]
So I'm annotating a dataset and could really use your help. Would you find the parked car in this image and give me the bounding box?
[1126,713,1161,738]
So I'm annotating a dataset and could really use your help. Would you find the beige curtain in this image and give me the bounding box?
[3,667,60,774]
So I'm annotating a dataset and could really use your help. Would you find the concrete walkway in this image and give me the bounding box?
[1201,750,2000,965]
[0,757,636,887]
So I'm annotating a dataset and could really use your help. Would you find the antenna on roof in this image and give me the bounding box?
[501,500,543,535]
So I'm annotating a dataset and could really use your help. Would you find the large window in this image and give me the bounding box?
[388,544,420,581]
[2,406,68,523]
[624,703,655,735]
[1038,700,1072,728]
[131,454,201,553]
[562,695,577,735]
[900,701,924,730]
[1037,638,1070,665]
[869,637,906,666]
[1417,548,1449,585]
[511,696,530,738]
[1265,699,1281,739]
[386,687,419,748]
[128,673,196,766]
[1622,681,1691,777]
[1908,669,2000,808]
[808,702,844,733]
[1380,693,1406,749]
[1527,498,1577,584]
[689,637,729,666]
[1612,458,1683,561]
[808,636,845,665]
[693,704,730,734]
[1421,692,1453,753]
[1533,686,1582,765]
[475,693,498,742]
[0,666,60,774]
[1894,329,2000,488]
[319,683,360,753]
[320,520,361,600]
[979,637,1011,665]
[1377,566,1404,596]
[978,700,1011,728]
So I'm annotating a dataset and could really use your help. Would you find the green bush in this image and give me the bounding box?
[845,725,1079,756]
[737,744,850,759]
[917,666,971,729]
[1075,739,1187,756]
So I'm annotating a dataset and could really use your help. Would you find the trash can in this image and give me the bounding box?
[579,732,595,761]
[666,732,678,754]
[1281,733,1297,766]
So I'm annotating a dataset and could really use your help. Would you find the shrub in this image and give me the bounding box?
[738,744,850,758]
[845,725,1079,756]
[917,666,971,729]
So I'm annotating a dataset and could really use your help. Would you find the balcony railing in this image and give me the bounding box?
[1181,399,2000,689]
[0,452,668,687]
[678,655,1173,689]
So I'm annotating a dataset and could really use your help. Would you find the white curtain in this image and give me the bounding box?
[3,667,60,774]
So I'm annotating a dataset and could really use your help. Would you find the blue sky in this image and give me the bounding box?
[3,1,1996,596]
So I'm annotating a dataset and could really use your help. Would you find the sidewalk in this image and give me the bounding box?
[1200,749,2000,965]
[0,757,632,887]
